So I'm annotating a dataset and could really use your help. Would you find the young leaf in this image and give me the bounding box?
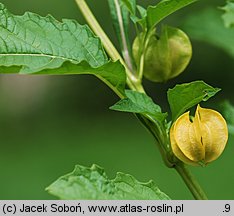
[47,164,170,200]
[137,5,147,18]
[0,3,126,95]
[108,0,146,31]
[110,90,167,122]
[221,0,234,28]
[143,0,197,29]
[121,0,136,15]
[167,81,220,121]
[121,0,142,22]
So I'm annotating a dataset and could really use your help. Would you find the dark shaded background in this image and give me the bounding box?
[0,0,233,199]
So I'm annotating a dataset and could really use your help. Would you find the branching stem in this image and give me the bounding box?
[75,0,143,93]
[75,0,208,200]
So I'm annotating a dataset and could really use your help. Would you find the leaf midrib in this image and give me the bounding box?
[0,14,101,66]
[0,53,76,63]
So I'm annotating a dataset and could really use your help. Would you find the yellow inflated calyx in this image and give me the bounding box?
[170,105,228,166]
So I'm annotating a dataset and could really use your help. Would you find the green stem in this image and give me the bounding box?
[75,0,208,200]
[114,0,134,72]
[137,29,154,80]
[174,163,208,200]
[75,0,120,62]
[137,114,174,168]
[137,33,147,80]
[75,0,142,92]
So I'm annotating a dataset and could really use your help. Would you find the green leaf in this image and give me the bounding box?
[220,100,234,135]
[110,90,167,122]
[37,61,126,96]
[118,1,146,27]
[0,3,126,95]
[143,0,197,29]
[121,0,142,24]
[0,3,107,70]
[137,5,147,18]
[0,60,126,96]
[47,164,170,200]
[167,81,220,121]
[221,0,234,28]
[121,0,136,15]
[183,8,234,58]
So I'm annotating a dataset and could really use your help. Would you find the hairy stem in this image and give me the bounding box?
[174,163,208,200]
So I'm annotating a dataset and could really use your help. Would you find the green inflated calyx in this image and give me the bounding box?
[133,26,192,83]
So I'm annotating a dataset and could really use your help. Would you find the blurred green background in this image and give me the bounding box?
[0,0,233,199]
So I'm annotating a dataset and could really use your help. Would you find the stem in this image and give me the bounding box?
[137,114,174,168]
[174,163,208,200]
[137,29,154,79]
[138,53,145,80]
[75,0,208,200]
[114,0,134,72]
[75,0,119,62]
[137,33,147,80]
[75,0,141,92]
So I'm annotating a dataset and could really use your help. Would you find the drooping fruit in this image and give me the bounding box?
[133,26,192,82]
[170,105,228,166]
